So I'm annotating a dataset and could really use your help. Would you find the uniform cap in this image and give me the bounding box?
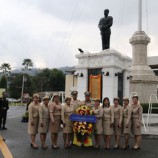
[33,93,39,98]
[84,91,91,96]
[52,93,59,101]
[43,96,49,100]
[132,95,139,99]
[93,98,100,102]
[123,97,129,101]
[65,97,71,102]
[71,91,78,96]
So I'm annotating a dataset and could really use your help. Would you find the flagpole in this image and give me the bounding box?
[138,0,142,31]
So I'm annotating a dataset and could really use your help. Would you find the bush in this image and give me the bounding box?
[21,111,29,122]
[141,103,158,114]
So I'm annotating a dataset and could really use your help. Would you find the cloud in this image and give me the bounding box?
[0,0,157,69]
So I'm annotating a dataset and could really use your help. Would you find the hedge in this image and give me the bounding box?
[141,103,158,114]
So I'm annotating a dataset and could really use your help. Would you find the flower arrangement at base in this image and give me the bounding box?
[73,105,94,146]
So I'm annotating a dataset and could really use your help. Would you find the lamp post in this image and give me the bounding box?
[21,74,25,106]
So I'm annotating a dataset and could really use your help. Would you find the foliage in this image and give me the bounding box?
[32,68,65,92]
[141,103,158,114]
[8,68,65,98]
[8,74,34,99]
[0,75,7,89]
[0,63,11,73]
[22,59,33,70]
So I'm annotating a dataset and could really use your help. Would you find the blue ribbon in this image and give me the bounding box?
[70,114,96,123]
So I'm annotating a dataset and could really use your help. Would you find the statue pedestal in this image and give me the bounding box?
[75,49,132,103]
[129,31,158,103]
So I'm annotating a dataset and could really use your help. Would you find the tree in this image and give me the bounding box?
[0,63,11,74]
[22,59,33,70]
[32,68,65,92]
[0,75,7,89]
[8,74,34,99]
[49,69,65,91]
[0,63,11,92]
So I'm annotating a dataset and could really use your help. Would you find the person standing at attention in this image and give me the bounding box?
[92,98,103,149]
[131,95,143,150]
[0,91,9,130]
[49,93,62,149]
[113,97,123,149]
[102,97,114,150]
[62,97,73,148]
[122,97,131,149]
[28,94,40,149]
[38,96,50,150]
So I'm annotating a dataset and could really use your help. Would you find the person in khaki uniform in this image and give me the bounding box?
[28,94,40,149]
[61,97,73,148]
[71,91,81,113]
[113,97,123,149]
[131,95,143,150]
[38,96,50,150]
[122,97,131,149]
[82,91,94,109]
[49,93,62,149]
[92,98,103,149]
[102,97,114,150]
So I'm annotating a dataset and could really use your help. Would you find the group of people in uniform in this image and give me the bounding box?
[28,91,143,150]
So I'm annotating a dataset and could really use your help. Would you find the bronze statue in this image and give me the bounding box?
[98,9,113,50]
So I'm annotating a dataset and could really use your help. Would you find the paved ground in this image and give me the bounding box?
[0,106,158,158]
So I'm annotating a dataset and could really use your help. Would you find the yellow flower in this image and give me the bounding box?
[89,124,92,128]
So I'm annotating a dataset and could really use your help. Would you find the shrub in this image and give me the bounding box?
[141,103,158,114]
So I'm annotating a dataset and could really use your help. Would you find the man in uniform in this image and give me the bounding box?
[71,91,81,113]
[83,91,94,110]
[0,92,9,130]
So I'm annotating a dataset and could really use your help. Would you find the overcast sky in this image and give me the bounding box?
[0,0,157,69]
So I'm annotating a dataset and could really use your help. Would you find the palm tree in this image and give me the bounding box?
[22,59,33,70]
[21,59,33,105]
[0,63,11,92]
[0,63,11,74]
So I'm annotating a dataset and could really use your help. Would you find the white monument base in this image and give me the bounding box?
[75,49,132,103]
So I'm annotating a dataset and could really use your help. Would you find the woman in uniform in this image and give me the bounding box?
[28,94,40,149]
[113,97,123,149]
[92,98,103,149]
[131,95,143,150]
[102,97,114,150]
[49,93,62,149]
[122,97,131,149]
[38,96,50,150]
[61,97,73,148]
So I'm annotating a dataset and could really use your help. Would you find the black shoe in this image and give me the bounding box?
[0,127,2,130]
[42,145,48,150]
[122,145,129,150]
[3,127,7,130]
[52,145,59,149]
[132,147,140,150]
[113,146,119,149]
[93,145,100,149]
[30,143,38,149]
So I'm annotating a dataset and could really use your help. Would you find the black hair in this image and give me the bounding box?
[102,97,110,107]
